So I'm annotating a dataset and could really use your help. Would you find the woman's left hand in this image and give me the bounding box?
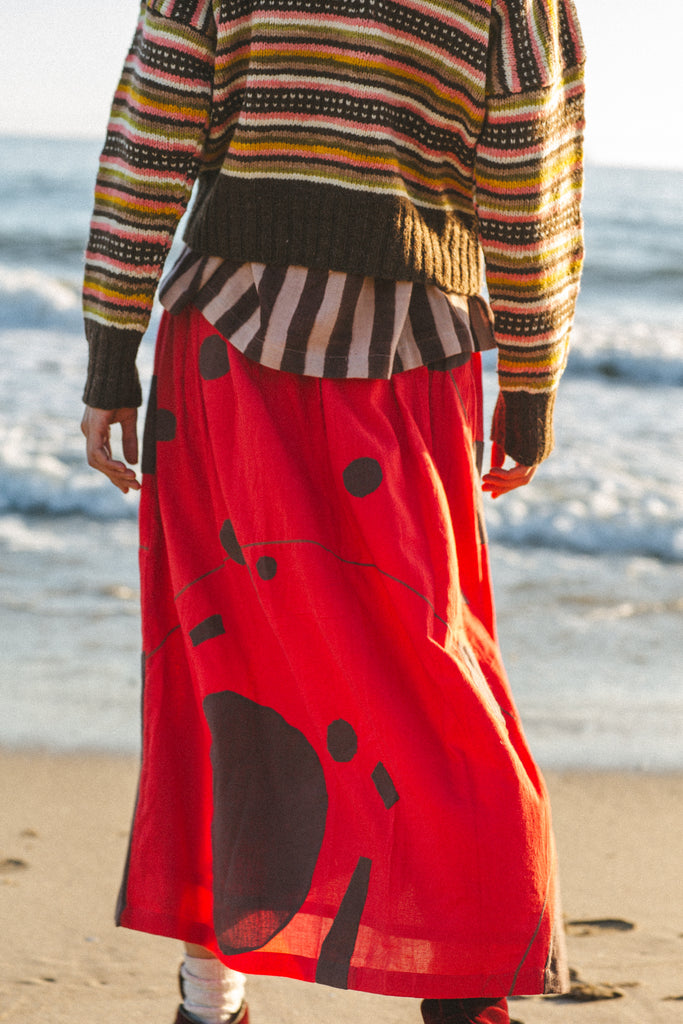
[481,443,536,499]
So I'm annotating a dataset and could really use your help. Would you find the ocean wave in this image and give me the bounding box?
[2,265,681,393]
[565,349,683,385]
[486,512,682,563]
[566,316,683,385]
[0,229,87,266]
[0,458,137,521]
[0,264,81,329]
[581,264,683,305]
[1,473,680,561]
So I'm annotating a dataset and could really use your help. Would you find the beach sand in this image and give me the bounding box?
[1,752,681,1024]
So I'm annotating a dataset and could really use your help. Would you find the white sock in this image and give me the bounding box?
[180,953,246,1024]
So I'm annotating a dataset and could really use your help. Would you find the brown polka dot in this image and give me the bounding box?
[343,457,383,497]
[327,720,358,762]
[200,334,231,380]
[257,556,278,581]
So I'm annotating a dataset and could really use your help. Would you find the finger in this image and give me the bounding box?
[482,463,536,498]
[120,409,139,466]
[483,466,533,484]
[90,457,140,493]
[86,437,141,492]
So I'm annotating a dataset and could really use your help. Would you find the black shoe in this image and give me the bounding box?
[173,1002,249,1024]
[420,998,509,1024]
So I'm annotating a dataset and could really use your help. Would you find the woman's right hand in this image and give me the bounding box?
[81,405,141,494]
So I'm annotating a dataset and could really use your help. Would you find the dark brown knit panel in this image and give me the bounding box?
[490,390,556,468]
[83,326,143,409]
[183,177,483,295]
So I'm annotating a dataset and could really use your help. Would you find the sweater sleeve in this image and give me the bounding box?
[474,0,586,466]
[82,0,216,409]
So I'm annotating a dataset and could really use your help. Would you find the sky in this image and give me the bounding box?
[2,0,683,170]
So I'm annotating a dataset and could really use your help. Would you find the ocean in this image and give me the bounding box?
[1,135,681,768]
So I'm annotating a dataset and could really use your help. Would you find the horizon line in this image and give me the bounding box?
[2,131,682,175]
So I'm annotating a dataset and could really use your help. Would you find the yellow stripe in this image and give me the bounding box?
[117,83,207,119]
[94,190,184,218]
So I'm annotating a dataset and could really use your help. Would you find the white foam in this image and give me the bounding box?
[0,263,81,328]
[0,514,64,552]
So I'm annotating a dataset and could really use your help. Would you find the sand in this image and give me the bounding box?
[1,752,682,1024]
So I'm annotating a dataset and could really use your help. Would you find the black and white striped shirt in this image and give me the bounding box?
[159,248,496,378]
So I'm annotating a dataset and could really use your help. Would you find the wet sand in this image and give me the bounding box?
[1,752,681,1024]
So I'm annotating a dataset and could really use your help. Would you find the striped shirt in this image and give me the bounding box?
[159,248,496,378]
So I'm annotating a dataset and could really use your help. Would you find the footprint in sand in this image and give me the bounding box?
[561,967,624,1002]
[566,917,635,936]
[0,857,29,873]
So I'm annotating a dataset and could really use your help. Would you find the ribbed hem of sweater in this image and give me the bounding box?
[491,390,556,467]
[83,322,143,409]
[184,175,484,296]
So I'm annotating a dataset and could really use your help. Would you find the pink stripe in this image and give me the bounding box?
[484,237,577,258]
[125,52,209,91]
[232,34,484,92]
[497,6,521,92]
[527,12,550,79]
[239,111,471,171]
[564,5,586,57]
[227,140,465,191]
[487,264,568,282]
[477,184,568,202]
[374,0,488,36]
[489,298,572,322]
[477,181,581,204]
[239,76,478,134]
[140,23,211,61]
[230,2,489,39]
[485,81,584,124]
[226,6,483,38]
[85,264,161,280]
[221,13,486,89]
[95,185,187,212]
[88,220,170,247]
[83,289,149,305]
[99,157,190,185]
[189,0,212,31]
[104,121,201,155]
[85,255,164,276]
[113,101,206,127]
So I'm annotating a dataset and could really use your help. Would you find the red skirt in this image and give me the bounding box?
[119,306,567,999]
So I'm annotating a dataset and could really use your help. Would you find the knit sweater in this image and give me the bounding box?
[83,0,586,465]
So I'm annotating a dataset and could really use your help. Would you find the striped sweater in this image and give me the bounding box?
[83,0,586,465]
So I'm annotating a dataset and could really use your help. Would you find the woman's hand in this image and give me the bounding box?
[481,442,536,499]
[81,406,141,493]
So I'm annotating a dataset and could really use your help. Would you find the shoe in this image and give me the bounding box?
[173,1003,249,1024]
[420,998,510,1024]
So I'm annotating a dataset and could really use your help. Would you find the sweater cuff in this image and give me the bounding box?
[83,321,143,409]
[491,390,557,467]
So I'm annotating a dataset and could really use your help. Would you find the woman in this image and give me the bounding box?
[81,2,585,1023]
